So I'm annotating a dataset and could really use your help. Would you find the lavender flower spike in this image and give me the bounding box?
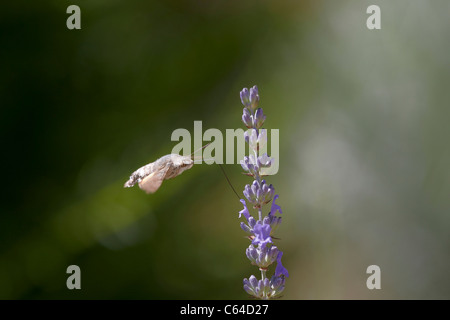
[237,85,287,299]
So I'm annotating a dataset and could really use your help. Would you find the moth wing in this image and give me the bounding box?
[138,164,170,194]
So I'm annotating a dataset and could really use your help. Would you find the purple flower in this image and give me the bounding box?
[269,195,282,216]
[239,199,250,220]
[275,251,289,278]
[252,223,272,248]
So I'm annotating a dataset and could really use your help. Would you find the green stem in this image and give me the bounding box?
[260,268,267,299]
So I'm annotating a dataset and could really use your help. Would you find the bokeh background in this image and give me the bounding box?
[1,0,449,299]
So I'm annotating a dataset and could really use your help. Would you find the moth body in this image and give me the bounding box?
[124,154,193,194]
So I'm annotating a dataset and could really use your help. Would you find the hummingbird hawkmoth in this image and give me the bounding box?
[124,153,194,194]
[124,143,240,198]
[124,143,213,194]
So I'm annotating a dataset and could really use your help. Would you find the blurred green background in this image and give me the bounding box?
[1,0,450,299]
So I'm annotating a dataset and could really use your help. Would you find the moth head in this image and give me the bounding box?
[182,157,194,170]
[170,154,194,170]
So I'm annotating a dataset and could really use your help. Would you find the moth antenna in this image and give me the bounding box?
[218,164,241,201]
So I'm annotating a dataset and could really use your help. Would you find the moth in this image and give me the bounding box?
[124,144,240,198]
[124,154,194,194]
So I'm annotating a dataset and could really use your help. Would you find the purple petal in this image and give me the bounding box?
[239,199,250,220]
[270,194,282,216]
[275,251,289,278]
[252,223,272,248]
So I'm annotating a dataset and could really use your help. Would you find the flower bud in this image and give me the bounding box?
[244,129,258,151]
[257,129,267,150]
[240,222,252,234]
[263,277,270,288]
[249,275,258,289]
[246,245,259,265]
[246,244,279,268]
[240,88,250,107]
[253,108,266,128]
[269,216,282,233]
[249,85,259,110]
[243,274,279,299]
[242,108,252,128]
[247,217,256,228]
[268,275,285,298]
[244,184,257,205]
[257,153,272,168]
[240,155,258,176]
